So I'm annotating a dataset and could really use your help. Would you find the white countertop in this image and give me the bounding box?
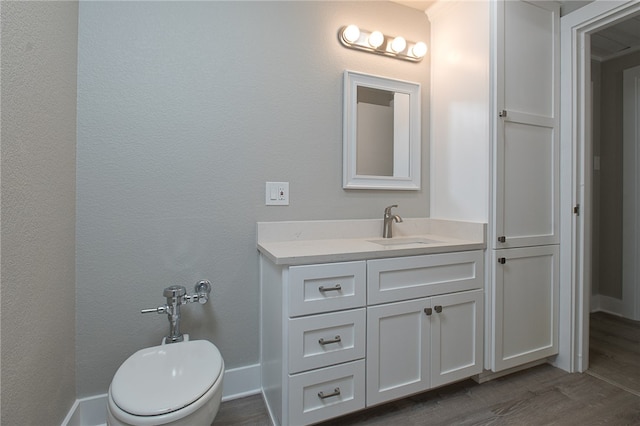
[257,218,486,266]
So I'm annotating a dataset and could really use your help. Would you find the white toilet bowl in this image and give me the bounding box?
[107,339,224,426]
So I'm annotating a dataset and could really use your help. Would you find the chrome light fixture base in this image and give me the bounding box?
[339,25,427,62]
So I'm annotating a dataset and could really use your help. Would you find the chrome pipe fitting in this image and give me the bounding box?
[141,280,212,343]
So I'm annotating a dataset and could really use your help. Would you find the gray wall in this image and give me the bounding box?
[592,59,601,296]
[595,51,640,300]
[1,1,78,424]
[76,1,430,397]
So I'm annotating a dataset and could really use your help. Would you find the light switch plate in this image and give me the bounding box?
[265,182,289,206]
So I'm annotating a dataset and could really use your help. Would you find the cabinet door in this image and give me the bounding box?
[492,245,559,371]
[366,298,430,406]
[430,290,484,388]
[494,0,559,249]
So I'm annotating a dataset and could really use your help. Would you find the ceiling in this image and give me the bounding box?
[393,0,640,62]
[591,13,640,61]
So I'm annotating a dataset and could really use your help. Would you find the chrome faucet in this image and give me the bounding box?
[141,280,212,344]
[383,205,403,238]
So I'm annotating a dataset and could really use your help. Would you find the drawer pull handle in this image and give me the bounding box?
[424,308,433,316]
[319,284,342,293]
[434,305,443,313]
[318,387,341,399]
[318,335,342,345]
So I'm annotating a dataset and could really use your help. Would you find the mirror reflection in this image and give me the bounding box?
[356,87,410,177]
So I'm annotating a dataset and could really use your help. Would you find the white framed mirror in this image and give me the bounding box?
[343,70,421,190]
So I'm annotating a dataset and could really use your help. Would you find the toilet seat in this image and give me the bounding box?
[110,340,223,417]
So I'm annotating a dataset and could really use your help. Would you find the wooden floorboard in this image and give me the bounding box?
[215,313,640,425]
[589,311,640,395]
[215,364,640,425]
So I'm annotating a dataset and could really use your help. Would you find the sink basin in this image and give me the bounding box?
[368,237,444,246]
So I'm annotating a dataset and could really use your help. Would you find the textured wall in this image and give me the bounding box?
[1,1,78,424]
[76,1,430,397]
[597,51,640,300]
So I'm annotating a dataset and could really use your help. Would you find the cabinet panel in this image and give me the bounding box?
[366,298,430,406]
[288,261,366,317]
[288,360,365,426]
[503,0,557,117]
[430,289,484,387]
[288,308,365,374]
[368,251,483,305]
[499,121,557,247]
[492,245,559,371]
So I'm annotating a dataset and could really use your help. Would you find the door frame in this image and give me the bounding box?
[623,64,640,321]
[560,0,640,373]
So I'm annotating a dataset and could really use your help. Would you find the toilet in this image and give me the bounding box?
[107,338,224,426]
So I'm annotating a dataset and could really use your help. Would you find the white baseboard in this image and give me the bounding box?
[221,363,262,402]
[590,294,623,316]
[61,363,262,426]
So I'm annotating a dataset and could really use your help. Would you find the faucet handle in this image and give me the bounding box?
[384,204,398,215]
[141,305,167,314]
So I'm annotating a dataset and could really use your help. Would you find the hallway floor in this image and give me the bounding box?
[215,361,640,425]
[588,311,640,396]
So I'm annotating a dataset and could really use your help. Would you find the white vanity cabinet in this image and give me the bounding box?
[260,249,484,426]
[261,259,367,426]
[366,252,484,407]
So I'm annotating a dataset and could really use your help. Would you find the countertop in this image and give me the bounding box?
[257,218,486,266]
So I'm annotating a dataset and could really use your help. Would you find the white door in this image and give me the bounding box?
[430,290,484,388]
[492,245,559,371]
[494,0,559,249]
[366,298,430,407]
[622,64,640,321]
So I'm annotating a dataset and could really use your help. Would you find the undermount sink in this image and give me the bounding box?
[368,237,444,246]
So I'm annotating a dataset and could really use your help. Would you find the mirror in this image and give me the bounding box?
[343,70,421,190]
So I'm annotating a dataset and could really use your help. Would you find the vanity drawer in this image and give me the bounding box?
[288,308,365,374]
[368,250,484,305]
[288,261,366,317]
[288,359,365,426]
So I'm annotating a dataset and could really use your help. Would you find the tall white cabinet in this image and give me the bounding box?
[429,0,560,372]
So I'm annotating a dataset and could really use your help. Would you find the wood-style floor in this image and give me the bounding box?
[588,311,640,396]
[215,313,640,425]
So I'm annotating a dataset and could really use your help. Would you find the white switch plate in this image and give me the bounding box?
[265,182,289,206]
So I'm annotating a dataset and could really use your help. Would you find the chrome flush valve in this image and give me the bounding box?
[141,280,212,344]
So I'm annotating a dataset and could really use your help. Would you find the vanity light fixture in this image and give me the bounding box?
[339,25,427,62]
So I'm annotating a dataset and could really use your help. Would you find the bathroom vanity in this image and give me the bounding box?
[258,219,485,425]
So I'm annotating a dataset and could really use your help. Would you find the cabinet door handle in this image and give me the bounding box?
[424,307,433,316]
[498,236,506,243]
[318,387,341,399]
[434,305,443,313]
[498,257,507,264]
[319,284,342,293]
[499,109,508,117]
[318,335,341,345]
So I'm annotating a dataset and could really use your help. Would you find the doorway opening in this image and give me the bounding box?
[561,1,640,375]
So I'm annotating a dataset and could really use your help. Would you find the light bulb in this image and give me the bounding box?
[411,41,428,58]
[343,25,360,44]
[368,31,384,48]
[391,36,406,53]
